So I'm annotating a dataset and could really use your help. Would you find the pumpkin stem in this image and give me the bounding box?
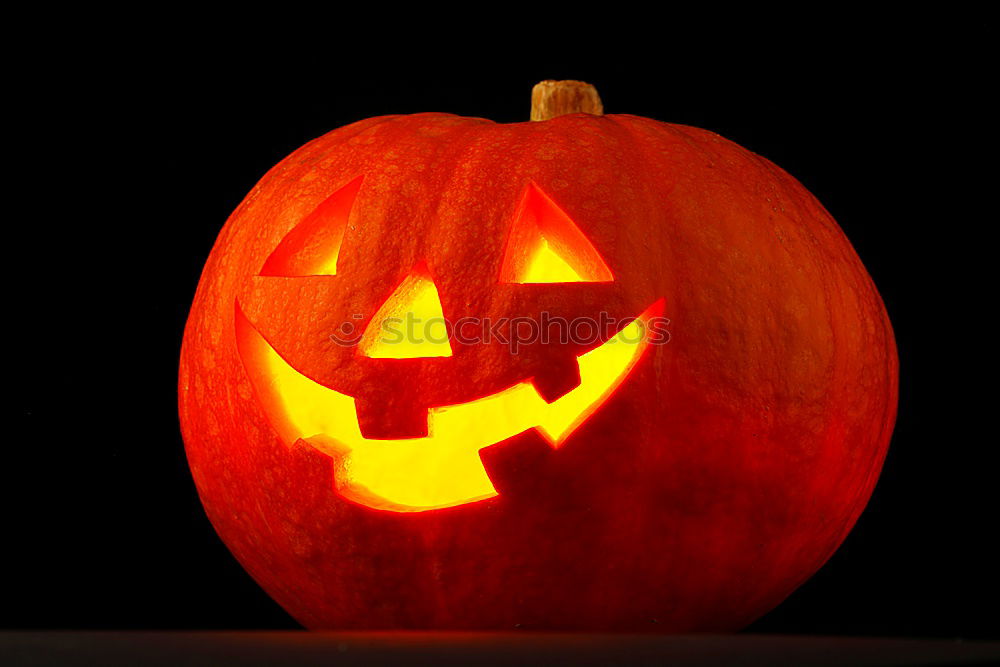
[530,80,604,121]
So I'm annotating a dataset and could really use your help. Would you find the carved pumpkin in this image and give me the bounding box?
[178,81,897,631]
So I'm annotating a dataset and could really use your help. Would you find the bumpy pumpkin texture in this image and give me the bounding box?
[179,108,897,630]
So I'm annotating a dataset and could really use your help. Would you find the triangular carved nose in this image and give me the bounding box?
[358,263,453,359]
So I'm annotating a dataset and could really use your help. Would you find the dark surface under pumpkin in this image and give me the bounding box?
[6,632,1000,666]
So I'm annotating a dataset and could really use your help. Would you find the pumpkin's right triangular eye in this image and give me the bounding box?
[260,176,363,276]
[500,182,613,284]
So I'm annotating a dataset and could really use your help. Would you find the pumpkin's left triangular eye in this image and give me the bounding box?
[500,183,613,284]
[260,176,363,276]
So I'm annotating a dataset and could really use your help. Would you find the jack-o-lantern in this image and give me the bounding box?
[179,81,897,631]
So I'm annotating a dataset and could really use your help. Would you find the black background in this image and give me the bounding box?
[8,26,995,639]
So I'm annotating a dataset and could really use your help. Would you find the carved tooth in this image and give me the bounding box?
[530,355,583,403]
[354,397,430,440]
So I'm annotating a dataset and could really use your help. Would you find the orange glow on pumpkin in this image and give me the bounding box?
[235,299,663,512]
[178,92,899,632]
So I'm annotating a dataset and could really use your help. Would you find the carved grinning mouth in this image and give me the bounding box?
[235,299,663,512]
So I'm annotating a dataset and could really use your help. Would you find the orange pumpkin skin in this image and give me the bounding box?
[179,112,897,631]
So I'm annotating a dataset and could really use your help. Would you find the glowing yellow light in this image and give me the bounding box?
[358,267,453,359]
[259,175,361,277]
[236,301,661,512]
[500,182,614,284]
[521,239,585,283]
[314,253,340,277]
